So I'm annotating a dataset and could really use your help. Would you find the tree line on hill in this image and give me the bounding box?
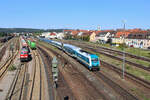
[0,28,66,37]
[0,28,66,33]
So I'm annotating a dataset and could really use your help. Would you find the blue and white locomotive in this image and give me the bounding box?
[39,38,100,71]
[63,44,100,70]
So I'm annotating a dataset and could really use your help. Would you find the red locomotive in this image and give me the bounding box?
[20,49,29,62]
[20,36,31,62]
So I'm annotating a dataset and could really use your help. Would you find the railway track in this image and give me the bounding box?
[38,41,139,100]
[38,44,107,100]
[5,40,44,100]
[14,37,20,52]
[38,46,78,100]
[59,40,150,84]
[63,41,150,89]
[37,48,55,100]
[0,45,7,61]
[0,51,18,80]
[0,38,15,62]
[7,50,43,100]
[28,50,42,100]
[6,63,27,100]
[0,38,20,80]
[69,43,150,86]
[94,72,138,100]
[101,61,150,89]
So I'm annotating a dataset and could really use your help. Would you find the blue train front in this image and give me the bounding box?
[63,44,100,71]
[89,54,100,70]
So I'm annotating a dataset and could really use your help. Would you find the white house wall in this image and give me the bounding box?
[95,32,111,42]
[112,38,150,49]
[57,33,64,39]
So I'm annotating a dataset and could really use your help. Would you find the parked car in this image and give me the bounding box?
[130,45,134,47]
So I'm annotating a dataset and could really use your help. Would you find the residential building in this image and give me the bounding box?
[41,32,50,38]
[57,32,64,39]
[95,31,116,43]
[41,32,57,39]
[126,33,150,48]
[112,38,124,44]
[77,32,84,36]
[112,32,150,49]
[49,32,57,39]
[89,32,96,42]
[95,32,110,43]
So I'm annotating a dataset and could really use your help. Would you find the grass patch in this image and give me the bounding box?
[125,47,150,58]
[126,65,130,70]
[8,65,16,71]
[127,58,150,67]
[101,54,150,81]
[143,97,150,100]
[113,53,118,57]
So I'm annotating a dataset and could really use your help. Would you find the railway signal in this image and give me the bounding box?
[52,56,58,86]
[52,56,59,100]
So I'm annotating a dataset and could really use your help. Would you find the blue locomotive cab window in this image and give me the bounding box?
[92,58,99,62]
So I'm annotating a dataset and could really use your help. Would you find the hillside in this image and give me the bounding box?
[0,28,65,34]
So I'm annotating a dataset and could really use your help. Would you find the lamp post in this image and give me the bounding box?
[122,20,126,79]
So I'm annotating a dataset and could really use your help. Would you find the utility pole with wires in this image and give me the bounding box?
[122,20,126,79]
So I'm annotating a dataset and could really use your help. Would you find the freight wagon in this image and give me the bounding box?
[27,40,36,50]
[30,42,36,49]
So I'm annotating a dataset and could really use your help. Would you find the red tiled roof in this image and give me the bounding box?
[82,32,93,36]
[115,31,130,38]
[71,30,78,35]
[95,31,102,34]
[79,30,89,33]
[49,33,56,36]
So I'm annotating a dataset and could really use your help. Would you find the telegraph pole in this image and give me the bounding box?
[122,20,126,79]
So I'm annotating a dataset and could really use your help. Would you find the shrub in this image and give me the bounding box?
[118,43,128,50]
[8,65,16,71]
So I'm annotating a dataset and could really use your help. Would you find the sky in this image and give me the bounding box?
[0,0,150,30]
